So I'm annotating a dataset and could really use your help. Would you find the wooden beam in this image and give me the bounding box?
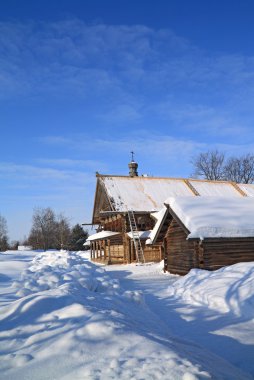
[184,179,200,196]
[231,182,247,197]
[107,239,111,264]
[96,241,98,259]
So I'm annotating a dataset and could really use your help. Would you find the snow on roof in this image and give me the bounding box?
[238,183,254,197]
[165,196,254,239]
[188,180,241,197]
[101,176,195,211]
[146,206,168,245]
[87,231,120,241]
[127,230,151,239]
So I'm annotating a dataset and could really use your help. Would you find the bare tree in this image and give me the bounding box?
[28,207,57,251]
[27,208,73,250]
[242,154,254,183]
[191,150,225,180]
[224,154,254,183]
[26,227,43,250]
[0,214,9,251]
[223,156,242,183]
[55,213,71,250]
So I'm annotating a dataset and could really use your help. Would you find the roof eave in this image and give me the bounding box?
[92,176,116,224]
[165,203,191,236]
[91,176,100,225]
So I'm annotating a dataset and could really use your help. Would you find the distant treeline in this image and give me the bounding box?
[0,208,88,252]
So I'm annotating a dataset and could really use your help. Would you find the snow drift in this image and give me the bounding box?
[167,261,254,317]
[0,250,253,379]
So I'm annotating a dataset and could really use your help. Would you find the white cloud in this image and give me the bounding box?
[36,158,107,171]
[40,131,254,154]
[1,18,254,141]
[1,19,254,99]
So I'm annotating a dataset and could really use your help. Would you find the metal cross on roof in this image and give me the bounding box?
[131,151,135,162]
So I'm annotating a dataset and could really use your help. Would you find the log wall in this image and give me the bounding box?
[105,245,125,263]
[202,238,254,270]
[143,244,162,262]
[92,212,161,264]
[165,219,199,275]
[164,218,254,275]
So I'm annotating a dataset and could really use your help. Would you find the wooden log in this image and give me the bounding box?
[96,241,99,259]
[107,239,111,264]
[130,240,134,263]
[164,219,197,274]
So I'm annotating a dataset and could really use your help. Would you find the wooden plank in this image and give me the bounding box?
[165,219,197,275]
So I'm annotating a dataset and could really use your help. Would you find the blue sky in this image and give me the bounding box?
[1,0,254,240]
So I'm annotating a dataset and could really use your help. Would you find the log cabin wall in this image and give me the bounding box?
[91,234,126,264]
[108,233,125,263]
[94,213,160,264]
[136,214,154,230]
[95,215,126,263]
[143,244,162,262]
[126,213,160,263]
[125,213,155,232]
[103,213,157,264]
[202,238,254,270]
[127,239,162,263]
[165,219,199,275]
[103,215,123,233]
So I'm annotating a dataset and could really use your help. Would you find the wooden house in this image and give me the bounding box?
[147,196,254,275]
[87,159,254,265]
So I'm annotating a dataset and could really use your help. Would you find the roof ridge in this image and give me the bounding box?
[97,173,240,184]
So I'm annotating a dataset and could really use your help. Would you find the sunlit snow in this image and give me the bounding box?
[0,250,253,379]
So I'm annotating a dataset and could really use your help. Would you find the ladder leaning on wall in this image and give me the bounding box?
[107,179,145,264]
[127,210,145,264]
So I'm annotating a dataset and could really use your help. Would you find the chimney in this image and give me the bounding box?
[128,151,138,177]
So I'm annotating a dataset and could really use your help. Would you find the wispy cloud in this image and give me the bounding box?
[0,162,95,203]
[38,132,254,177]
[36,158,107,170]
[1,18,254,142]
[152,101,251,138]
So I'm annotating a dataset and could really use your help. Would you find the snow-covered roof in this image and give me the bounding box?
[165,196,254,239]
[87,231,120,241]
[97,176,247,213]
[238,183,254,197]
[100,176,196,212]
[127,230,151,240]
[92,174,253,224]
[188,180,242,197]
[146,207,168,245]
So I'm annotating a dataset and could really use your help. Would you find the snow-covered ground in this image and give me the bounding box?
[0,250,253,379]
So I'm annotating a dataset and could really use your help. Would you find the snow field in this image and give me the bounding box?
[0,250,253,379]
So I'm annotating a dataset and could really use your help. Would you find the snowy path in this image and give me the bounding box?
[0,251,253,380]
[105,263,254,378]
